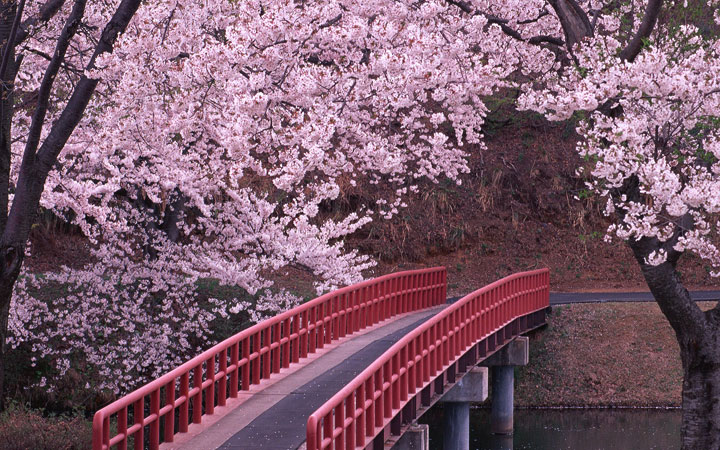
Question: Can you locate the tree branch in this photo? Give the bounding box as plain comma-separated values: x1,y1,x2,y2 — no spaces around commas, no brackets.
14,0,65,46
5,0,142,245
619,0,663,62
34,0,142,172
0,0,24,84
22,0,87,168
446,0,565,48
546,0,593,50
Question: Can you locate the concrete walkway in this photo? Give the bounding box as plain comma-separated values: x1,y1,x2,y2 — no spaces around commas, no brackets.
163,305,446,450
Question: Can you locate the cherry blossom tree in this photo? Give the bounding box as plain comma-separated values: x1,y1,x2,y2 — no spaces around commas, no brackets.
3,0,720,446
513,1,720,447
3,0,516,404
0,0,144,410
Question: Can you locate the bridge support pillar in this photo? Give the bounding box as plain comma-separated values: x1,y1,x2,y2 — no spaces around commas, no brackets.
391,424,429,450
489,365,514,435
438,367,488,450
443,402,469,450
482,336,529,435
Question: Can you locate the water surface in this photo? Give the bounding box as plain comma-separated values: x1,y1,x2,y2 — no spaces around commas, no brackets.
419,408,681,449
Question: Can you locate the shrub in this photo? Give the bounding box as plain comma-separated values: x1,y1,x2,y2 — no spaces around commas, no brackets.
0,403,91,450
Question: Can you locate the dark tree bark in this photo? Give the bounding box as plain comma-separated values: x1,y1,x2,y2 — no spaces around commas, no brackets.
0,0,143,410
546,0,593,50
628,237,720,450
133,189,187,259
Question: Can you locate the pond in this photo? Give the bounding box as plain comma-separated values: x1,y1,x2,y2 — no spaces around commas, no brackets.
419,408,681,449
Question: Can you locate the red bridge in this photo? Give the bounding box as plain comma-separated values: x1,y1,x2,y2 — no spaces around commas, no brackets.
92,267,550,450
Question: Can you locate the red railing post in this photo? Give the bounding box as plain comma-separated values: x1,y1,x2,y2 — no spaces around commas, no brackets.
323,412,332,449
164,380,175,443
292,314,300,363
283,317,291,368
109,408,124,450
374,372,383,428
308,308,316,353
242,338,251,390
383,362,392,419
179,372,189,432
334,403,345,449
307,415,319,450
364,378,373,439
230,343,239,398
192,365,202,424
272,323,281,374
219,349,227,407
150,388,160,450
332,295,339,340
262,330,272,379
206,357,215,415
133,398,144,450
345,392,356,450
301,311,309,358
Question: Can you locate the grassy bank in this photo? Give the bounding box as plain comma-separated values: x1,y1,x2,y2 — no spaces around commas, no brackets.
513,302,712,408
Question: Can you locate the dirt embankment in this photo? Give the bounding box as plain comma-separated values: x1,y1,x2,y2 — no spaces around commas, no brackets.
511,302,717,408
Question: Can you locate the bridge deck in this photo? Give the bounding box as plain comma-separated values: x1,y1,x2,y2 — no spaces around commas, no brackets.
163,306,447,450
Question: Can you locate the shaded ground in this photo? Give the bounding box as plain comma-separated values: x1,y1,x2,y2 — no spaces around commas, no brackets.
511,302,717,407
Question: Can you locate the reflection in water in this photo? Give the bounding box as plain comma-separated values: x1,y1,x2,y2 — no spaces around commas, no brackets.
420,408,681,450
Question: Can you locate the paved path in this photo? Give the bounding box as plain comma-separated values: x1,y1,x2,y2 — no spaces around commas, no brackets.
550,290,720,304
446,291,720,306
166,306,446,450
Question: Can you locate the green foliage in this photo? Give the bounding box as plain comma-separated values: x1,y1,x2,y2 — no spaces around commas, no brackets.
576,188,592,200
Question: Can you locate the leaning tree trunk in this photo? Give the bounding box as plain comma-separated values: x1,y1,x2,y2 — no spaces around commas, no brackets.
0,278,16,411
678,321,720,449
0,0,143,411
0,0,22,412
681,348,720,449
0,251,23,411
629,237,720,449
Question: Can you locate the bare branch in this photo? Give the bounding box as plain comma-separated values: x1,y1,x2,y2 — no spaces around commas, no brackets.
446,0,565,48
14,0,65,45
619,0,663,62
22,0,87,167
319,13,342,29
0,0,25,85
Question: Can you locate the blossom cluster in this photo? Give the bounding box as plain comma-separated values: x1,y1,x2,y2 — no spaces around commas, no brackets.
8,0,515,393
520,7,720,269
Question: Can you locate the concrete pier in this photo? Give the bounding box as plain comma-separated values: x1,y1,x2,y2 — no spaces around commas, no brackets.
391,424,429,450
490,365,514,435
438,367,488,450
482,336,529,436
443,402,470,450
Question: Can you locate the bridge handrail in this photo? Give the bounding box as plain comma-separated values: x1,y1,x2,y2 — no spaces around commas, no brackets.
306,268,549,450
92,267,447,450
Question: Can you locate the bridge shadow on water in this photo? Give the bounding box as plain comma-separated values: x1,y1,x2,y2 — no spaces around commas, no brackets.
420,407,681,449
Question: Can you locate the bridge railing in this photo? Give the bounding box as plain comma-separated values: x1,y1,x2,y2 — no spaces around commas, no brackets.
306,268,549,450
92,267,446,450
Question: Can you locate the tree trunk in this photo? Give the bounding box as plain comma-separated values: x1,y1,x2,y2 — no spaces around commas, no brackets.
628,236,720,449
0,253,22,411
0,285,12,411
680,341,720,449
0,0,143,411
